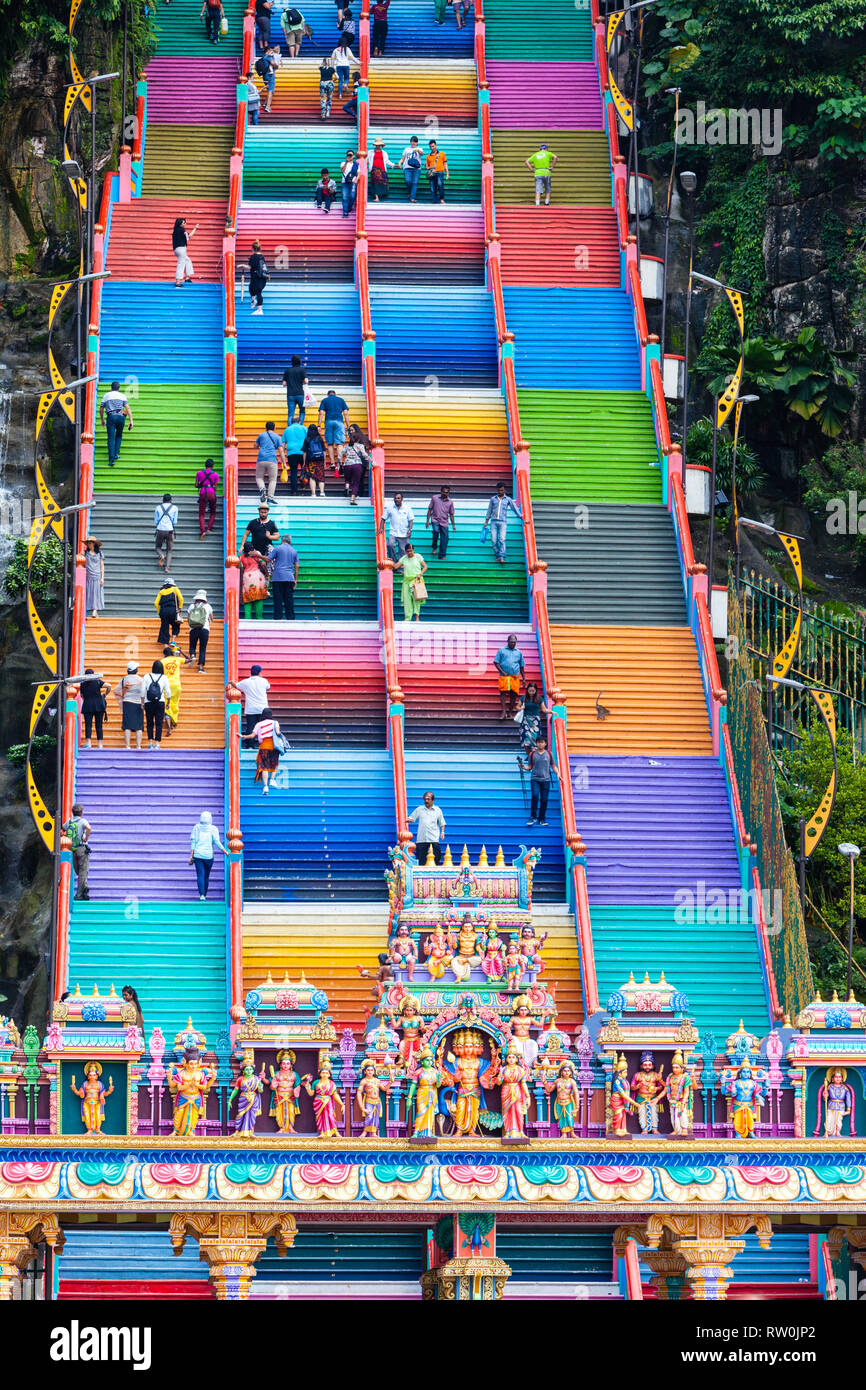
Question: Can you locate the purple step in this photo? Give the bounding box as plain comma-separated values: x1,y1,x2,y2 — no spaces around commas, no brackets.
74,749,226,901
144,58,239,125
571,755,742,906
487,61,604,131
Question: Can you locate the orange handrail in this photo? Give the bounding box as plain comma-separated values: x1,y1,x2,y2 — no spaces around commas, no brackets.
488,249,507,342
596,27,609,103
614,176,627,245
357,249,373,335
670,471,697,573
752,863,784,1019
132,91,145,162
479,98,491,159
481,178,494,240
695,590,725,703
359,0,370,78
649,356,670,453
722,723,749,848
627,260,648,344
475,25,487,89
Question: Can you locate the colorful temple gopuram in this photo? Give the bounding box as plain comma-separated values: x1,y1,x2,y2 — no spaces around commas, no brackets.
6,0,865,1304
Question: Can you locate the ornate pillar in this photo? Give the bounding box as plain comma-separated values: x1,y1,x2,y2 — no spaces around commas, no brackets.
169,1212,297,1301
828,1225,866,1298
642,1247,688,1301
420,1214,511,1301
645,1213,772,1302
0,1213,63,1300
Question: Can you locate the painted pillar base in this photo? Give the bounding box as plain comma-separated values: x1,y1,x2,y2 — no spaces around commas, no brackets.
643,1247,687,1300
169,1211,297,1302
675,1238,746,1300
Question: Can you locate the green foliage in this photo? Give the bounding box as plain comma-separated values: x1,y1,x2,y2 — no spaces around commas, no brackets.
685,417,767,497
703,331,856,438
778,728,866,993
2,535,64,603
802,441,866,561
786,92,866,161
6,735,55,767
0,0,157,100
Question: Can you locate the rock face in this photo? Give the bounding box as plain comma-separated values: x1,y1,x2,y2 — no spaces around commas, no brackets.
764,161,850,348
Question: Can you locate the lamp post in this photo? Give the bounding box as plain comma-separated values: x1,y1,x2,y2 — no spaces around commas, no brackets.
679,170,697,466
838,843,861,999
659,87,681,363
731,393,760,584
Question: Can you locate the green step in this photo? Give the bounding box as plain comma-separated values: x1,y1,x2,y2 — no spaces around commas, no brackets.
483,0,594,60
519,389,662,502
153,0,246,56
591,905,771,1040
68,902,227,1045
94,384,224,495
491,130,610,204
141,125,233,199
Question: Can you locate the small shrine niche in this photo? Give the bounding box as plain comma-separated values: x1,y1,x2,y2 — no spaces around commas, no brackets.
598,973,698,1139
45,984,145,1137
787,991,866,1139
233,972,337,1136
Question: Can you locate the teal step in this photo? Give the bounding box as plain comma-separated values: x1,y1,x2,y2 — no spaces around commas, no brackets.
67,902,227,1046
591,904,770,1040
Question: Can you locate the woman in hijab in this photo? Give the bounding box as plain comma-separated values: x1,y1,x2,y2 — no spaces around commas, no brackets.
172,216,198,285
188,810,228,900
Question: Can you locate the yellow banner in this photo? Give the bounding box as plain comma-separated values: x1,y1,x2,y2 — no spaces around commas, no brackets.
69,0,81,34
28,591,59,676
803,690,837,858
724,285,745,338
607,10,624,52
49,280,73,329
771,609,801,682
28,760,55,851
609,74,634,132
35,389,76,443
30,683,53,738
36,461,64,542
778,533,802,591
716,355,743,430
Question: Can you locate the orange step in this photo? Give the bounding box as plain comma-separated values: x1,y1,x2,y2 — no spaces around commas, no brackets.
82,618,225,749
531,907,585,1032
551,624,712,756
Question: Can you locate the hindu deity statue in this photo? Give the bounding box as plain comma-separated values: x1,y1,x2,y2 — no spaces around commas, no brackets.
70,1061,115,1135
355,1060,391,1138
545,1061,580,1138
168,1046,217,1138
504,938,529,993
663,1051,693,1138
269,1051,302,1134
451,862,481,899
450,913,483,982
230,1057,266,1137
389,995,425,1069
816,1067,856,1139
423,924,453,980
520,924,548,976
609,1053,635,1137
302,1061,345,1138
720,1059,766,1139
630,1052,666,1135
499,1045,532,1141
440,1029,497,1137
480,924,507,984
508,996,540,1068
407,1048,444,1141
388,923,418,979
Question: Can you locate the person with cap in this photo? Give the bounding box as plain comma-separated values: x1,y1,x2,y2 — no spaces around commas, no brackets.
268,534,300,620
155,576,184,646
144,659,172,750
99,380,133,467
154,493,179,572
370,136,394,201
189,810,228,901
114,663,147,751
187,590,214,673
241,501,280,557
525,143,558,207
238,664,271,735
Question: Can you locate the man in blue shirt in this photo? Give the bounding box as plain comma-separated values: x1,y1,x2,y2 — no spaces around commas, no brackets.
484,482,523,564
318,389,350,472
281,419,307,495
494,632,525,720
256,420,285,503
268,534,300,619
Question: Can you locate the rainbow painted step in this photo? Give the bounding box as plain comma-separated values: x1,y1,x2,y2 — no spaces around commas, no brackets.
99,284,223,384
235,499,377,622
145,57,238,124
482,0,593,61
486,61,603,130
516,389,661,504
504,289,642,390
93,383,224,494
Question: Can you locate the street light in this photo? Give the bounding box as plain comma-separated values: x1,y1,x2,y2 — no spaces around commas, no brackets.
838,842,861,999
659,87,681,363
731,394,760,583
679,171,697,467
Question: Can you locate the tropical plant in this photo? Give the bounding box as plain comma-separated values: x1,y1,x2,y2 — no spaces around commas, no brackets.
685,417,767,498
704,332,856,438
802,441,866,562
2,536,64,603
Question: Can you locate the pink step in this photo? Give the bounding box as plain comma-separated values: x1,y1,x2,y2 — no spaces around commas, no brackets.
487,61,603,130
145,57,239,125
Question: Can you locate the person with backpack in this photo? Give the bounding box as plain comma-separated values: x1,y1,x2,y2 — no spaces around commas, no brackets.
338,6,355,42
99,381,133,466
268,535,300,619
187,590,214,673
282,354,308,425
79,669,111,750
63,804,92,900
155,578,184,647
195,459,219,539
281,416,306,495
200,0,225,45
154,493,178,572
319,55,336,119
162,643,186,732
114,662,147,751
255,0,273,52
338,423,372,504
303,423,327,496
242,706,287,795
281,5,305,56
255,420,285,503
144,660,172,749
172,217,198,285
247,238,269,315
258,45,279,113
399,135,423,203
189,810,228,900
341,149,359,217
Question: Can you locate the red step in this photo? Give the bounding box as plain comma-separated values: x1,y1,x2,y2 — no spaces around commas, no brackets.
496,207,620,288
106,198,227,283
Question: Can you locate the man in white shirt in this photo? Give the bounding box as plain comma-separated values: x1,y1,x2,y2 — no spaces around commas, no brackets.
99,380,133,466
408,790,446,865
378,492,414,561
238,663,271,734
154,493,179,572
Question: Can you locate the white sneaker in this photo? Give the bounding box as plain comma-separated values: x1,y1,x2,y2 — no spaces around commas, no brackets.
252,306,264,315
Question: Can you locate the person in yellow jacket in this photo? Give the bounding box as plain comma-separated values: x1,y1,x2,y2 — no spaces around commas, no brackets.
155,578,184,646
161,642,186,732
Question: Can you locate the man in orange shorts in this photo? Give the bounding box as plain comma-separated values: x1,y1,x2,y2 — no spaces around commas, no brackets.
494,632,525,720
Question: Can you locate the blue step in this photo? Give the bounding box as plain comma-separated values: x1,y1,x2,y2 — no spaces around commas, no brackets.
99,283,224,383
371,286,498,386
237,284,361,383
264,2,475,57
504,288,642,390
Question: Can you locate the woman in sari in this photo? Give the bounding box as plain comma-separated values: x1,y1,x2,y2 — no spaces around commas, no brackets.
393,542,428,621
370,136,394,200
241,541,270,619
230,1060,265,1136
242,706,284,795
302,1062,344,1137
499,1046,531,1140
408,1050,442,1139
